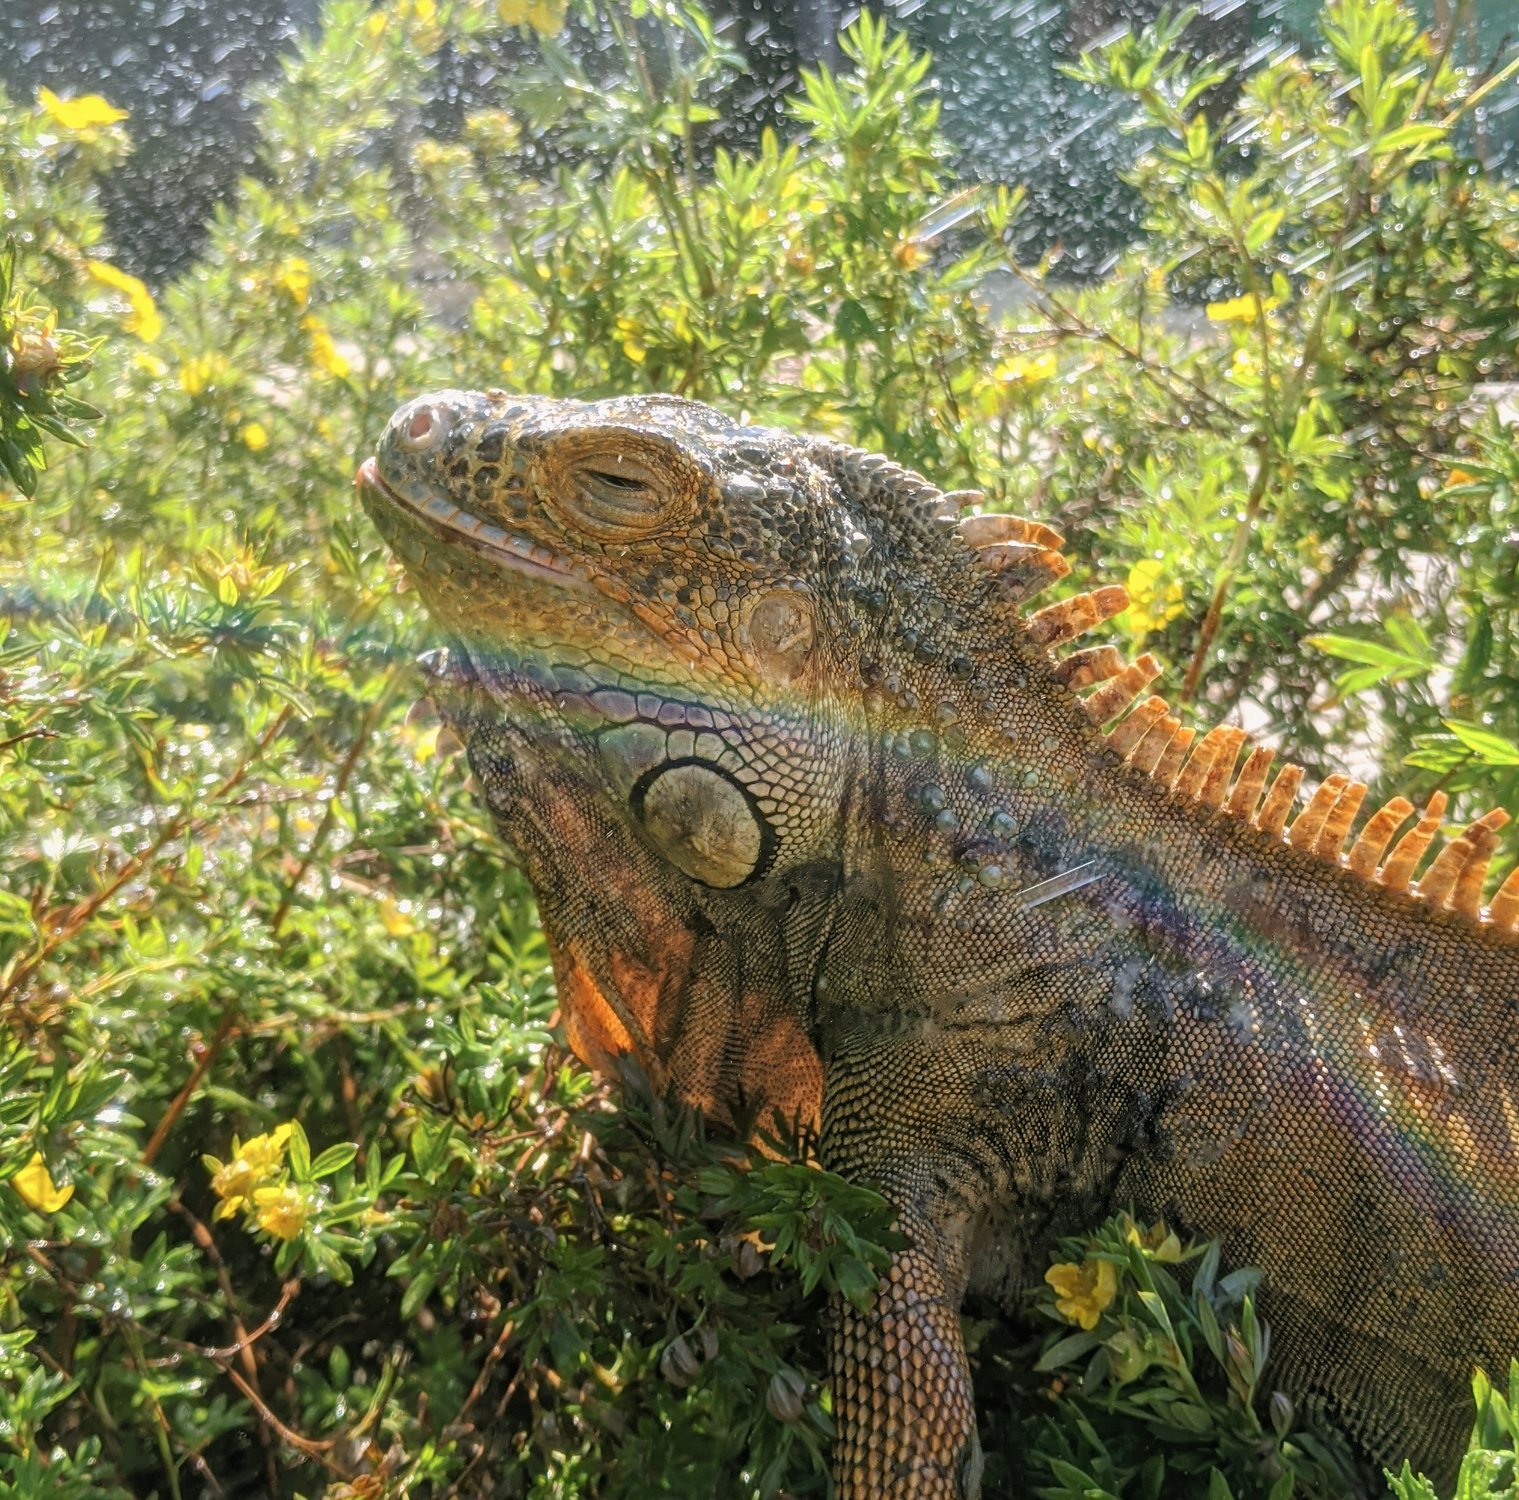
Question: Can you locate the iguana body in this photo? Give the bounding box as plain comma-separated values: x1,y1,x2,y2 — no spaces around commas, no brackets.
359,390,1519,1496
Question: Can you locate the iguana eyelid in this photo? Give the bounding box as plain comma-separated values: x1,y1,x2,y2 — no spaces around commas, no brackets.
541,437,701,540
562,462,672,535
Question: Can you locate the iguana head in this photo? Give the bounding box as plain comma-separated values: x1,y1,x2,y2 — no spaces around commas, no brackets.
358,388,898,1128
360,390,861,873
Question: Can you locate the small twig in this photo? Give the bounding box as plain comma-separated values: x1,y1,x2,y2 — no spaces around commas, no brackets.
221,1365,345,1467
1181,443,1274,703
1006,262,1245,427
1,706,291,1009
142,1002,241,1167
0,725,57,752
456,1313,518,1426
1412,0,1471,119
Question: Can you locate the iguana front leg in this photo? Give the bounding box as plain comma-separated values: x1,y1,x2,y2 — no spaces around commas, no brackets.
822,1029,985,1499
831,1231,982,1498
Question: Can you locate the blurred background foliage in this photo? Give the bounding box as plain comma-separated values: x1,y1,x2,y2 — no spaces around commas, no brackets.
2,0,1518,1495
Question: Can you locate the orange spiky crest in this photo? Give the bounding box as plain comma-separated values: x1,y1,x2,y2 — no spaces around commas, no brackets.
953,506,1519,939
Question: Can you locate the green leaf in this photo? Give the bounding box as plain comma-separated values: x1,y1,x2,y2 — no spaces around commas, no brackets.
1244,206,1284,252
399,1269,435,1321
1137,1290,1177,1342
1373,122,1448,155
287,1119,312,1180
1035,1330,1102,1371
1444,721,1519,767
309,1143,358,1179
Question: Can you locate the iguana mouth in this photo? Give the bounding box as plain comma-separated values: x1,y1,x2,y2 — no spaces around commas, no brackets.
355,456,591,592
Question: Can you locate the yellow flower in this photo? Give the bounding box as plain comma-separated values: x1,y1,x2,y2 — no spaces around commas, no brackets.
272,257,311,307
1123,1216,1185,1263
240,421,269,451
785,241,815,275
254,1183,310,1240
38,87,127,134
1045,1257,1118,1331
1124,557,1186,640
395,0,441,49
206,1123,295,1217
133,351,169,379
1205,291,1280,323
616,316,648,365
993,352,1057,389
893,235,924,270
85,260,162,341
208,1156,258,1219
11,1151,73,1213
500,0,565,31
302,315,351,379
378,895,415,936
463,110,520,154
179,353,232,397
9,326,63,388
240,1124,294,1177
527,0,567,35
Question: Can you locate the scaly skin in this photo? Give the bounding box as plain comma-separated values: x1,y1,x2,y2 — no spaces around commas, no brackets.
359,389,1519,1496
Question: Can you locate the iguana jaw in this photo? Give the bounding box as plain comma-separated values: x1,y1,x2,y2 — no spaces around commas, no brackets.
357,455,594,593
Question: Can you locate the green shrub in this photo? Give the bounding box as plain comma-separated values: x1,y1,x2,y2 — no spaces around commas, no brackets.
1,0,1516,1495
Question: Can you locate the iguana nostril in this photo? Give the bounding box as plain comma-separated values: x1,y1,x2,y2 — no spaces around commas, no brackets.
396,401,448,452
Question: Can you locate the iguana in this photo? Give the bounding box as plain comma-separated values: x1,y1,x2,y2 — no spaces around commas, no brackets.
358,388,1519,1497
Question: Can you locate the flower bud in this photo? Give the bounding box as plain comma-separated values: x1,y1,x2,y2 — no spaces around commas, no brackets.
766,1368,807,1424
660,1335,701,1388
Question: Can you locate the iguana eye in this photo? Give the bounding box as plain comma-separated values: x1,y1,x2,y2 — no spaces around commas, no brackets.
583,467,649,491
537,430,702,540
563,455,667,534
